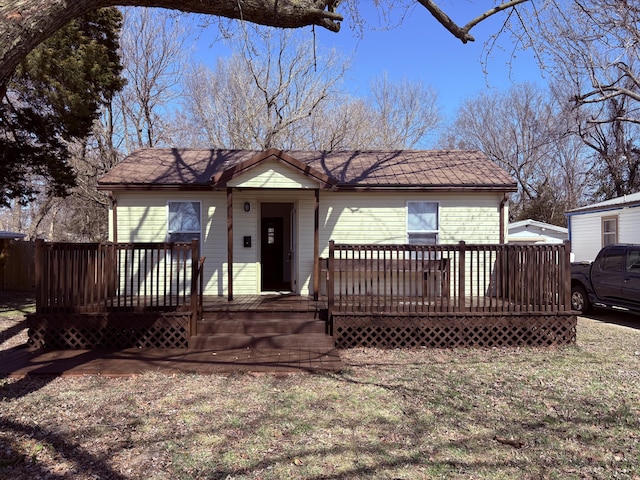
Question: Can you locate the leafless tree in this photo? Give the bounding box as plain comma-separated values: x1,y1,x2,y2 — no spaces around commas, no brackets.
180,26,350,149
303,96,376,150
367,73,440,149
576,95,640,200
180,26,440,150
525,0,640,123
118,7,191,150
440,82,588,225
517,0,640,199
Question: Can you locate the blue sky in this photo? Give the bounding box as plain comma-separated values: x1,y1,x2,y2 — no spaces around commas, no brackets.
313,3,545,117
190,3,546,122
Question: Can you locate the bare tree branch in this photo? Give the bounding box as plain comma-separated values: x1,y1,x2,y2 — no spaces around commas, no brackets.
586,116,640,125
0,0,343,91
463,0,531,33
416,0,530,43
577,87,640,104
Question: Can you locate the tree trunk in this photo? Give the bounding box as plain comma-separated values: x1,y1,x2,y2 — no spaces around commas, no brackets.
0,0,342,91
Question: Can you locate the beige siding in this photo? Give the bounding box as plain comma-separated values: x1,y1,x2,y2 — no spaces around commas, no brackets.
439,195,502,244
111,189,503,297
113,191,229,296
228,159,320,189
319,191,503,256
115,192,172,242
231,191,259,295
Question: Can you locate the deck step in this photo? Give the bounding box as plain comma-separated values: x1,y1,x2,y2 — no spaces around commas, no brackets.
197,319,327,335
202,310,327,321
189,333,335,350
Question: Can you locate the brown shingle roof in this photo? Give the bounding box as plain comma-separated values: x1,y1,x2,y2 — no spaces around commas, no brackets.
98,148,517,192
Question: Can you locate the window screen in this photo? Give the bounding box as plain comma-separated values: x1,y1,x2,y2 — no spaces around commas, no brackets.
602,217,618,246
407,202,438,245
168,201,201,243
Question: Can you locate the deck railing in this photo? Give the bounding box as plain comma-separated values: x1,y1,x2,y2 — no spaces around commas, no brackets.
326,240,571,315
34,240,204,316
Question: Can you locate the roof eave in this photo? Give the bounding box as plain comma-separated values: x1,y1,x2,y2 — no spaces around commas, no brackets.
97,184,213,191
333,184,518,192
99,183,518,193
567,199,640,215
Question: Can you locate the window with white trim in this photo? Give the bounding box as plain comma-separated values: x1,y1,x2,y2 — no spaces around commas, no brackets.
407,201,439,244
602,216,618,247
168,201,201,243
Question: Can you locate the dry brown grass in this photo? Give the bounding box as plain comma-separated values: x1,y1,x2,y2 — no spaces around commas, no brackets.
1,293,639,479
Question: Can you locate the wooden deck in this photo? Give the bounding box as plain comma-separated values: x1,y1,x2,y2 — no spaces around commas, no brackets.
0,346,342,377
28,241,577,351
192,294,331,350
12,294,341,376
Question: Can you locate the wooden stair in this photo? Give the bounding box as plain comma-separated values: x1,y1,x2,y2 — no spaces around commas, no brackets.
189,310,334,351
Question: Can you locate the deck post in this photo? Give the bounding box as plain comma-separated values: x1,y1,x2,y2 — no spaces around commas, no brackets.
190,240,199,337
563,239,571,311
328,240,335,317
313,188,320,301
458,241,466,310
110,194,118,243
34,238,45,313
227,187,233,301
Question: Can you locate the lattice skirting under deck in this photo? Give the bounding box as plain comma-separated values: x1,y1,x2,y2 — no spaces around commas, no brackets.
333,313,577,348
27,313,190,349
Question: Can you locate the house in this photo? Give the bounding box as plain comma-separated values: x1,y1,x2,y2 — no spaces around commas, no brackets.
27,149,577,351
508,219,568,245
567,192,640,262
97,148,517,298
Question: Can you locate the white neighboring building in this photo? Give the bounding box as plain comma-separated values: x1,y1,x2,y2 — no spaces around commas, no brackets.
508,219,568,245
566,192,640,262
0,231,26,240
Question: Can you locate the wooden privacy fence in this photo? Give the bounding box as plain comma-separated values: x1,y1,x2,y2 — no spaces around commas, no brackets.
326,240,572,315
0,239,35,291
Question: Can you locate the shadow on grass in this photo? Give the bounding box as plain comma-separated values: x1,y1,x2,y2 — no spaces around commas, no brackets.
1,350,637,479
582,309,640,330
0,319,27,349
0,418,128,480
0,291,35,315
157,362,639,480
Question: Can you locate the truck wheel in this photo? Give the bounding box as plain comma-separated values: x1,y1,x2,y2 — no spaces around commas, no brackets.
571,285,591,314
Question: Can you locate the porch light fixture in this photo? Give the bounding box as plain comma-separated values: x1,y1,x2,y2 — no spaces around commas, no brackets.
243,202,251,212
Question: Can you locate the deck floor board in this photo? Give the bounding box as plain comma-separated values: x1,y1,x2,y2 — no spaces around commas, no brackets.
0,346,342,377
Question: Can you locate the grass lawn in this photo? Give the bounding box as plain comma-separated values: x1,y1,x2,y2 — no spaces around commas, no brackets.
1,293,639,479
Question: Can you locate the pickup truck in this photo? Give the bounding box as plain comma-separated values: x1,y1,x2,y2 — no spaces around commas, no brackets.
571,244,640,314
